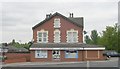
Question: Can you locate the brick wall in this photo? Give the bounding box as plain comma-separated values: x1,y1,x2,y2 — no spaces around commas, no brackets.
30,50,105,62
83,50,106,61
33,16,83,43
4,53,30,63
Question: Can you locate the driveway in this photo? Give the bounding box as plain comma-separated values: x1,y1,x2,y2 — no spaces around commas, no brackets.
1,57,119,67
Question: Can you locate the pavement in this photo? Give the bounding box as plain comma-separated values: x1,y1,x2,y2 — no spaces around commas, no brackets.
1,57,119,67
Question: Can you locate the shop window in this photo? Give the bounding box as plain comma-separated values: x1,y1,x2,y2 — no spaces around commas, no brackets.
35,50,47,58
65,50,78,58
52,50,60,59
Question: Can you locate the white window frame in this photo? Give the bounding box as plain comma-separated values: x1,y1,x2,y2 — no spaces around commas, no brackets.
65,50,78,58
52,50,60,59
54,29,60,43
37,29,48,43
66,29,78,43
54,18,61,28
35,50,48,58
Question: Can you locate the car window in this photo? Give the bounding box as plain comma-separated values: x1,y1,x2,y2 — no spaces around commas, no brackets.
113,52,118,54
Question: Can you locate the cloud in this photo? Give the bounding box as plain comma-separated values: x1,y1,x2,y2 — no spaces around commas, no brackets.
1,2,118,43
0,0,119,2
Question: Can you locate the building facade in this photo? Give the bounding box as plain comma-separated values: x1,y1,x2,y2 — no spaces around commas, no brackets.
30,12,105,62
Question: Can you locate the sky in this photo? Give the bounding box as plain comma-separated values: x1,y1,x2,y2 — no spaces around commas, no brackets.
0,0,119,43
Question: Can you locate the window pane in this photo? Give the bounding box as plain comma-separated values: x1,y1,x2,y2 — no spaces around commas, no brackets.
39,38,42,42
73,32,77,42
43,32,47,37
73,32,77,36
67,31,78,43
54,18,60,27
55,23,60,27
54,18,60,23
38,32,42,37
67,32,72,42
37,50,40,53
55,32,59,36
73,37,77,42
65,50,78,58
52,50,60,59
54,31,60,43
68,32,72,36
43,38,47,42
35,50,47,58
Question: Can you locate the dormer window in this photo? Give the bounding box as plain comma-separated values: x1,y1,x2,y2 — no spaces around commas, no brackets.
54,18,61,28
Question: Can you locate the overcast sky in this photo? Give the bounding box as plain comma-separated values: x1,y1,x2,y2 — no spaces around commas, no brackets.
1,1,119,43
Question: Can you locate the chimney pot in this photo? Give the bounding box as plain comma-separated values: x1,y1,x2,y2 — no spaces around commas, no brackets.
69,13,73,18
71,13,73,17
69,13,71,17
46,13,52,19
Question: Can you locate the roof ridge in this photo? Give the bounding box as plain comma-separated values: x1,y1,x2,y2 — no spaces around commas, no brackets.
32,12,83,29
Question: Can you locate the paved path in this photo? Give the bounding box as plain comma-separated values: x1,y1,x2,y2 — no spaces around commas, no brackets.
1,57,119,67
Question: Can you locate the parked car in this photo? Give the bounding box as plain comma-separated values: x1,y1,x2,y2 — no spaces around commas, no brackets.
103,50,120,58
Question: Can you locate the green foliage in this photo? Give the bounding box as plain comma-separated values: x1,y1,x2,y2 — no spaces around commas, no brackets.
83,31,87,34
84,30,99,45
11,39,15,45
10,40,31,50
118,31,120,53
90,30,98,44
85,35,92,44
99,25,118,52
85,24,119,53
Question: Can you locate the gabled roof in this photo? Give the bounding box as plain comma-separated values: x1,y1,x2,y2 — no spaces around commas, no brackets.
32,12,83,29
2,45,29,53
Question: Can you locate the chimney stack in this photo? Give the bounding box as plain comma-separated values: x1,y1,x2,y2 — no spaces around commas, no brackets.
69,13,73,18
71,13,73,17
69,13,71,17
46,14,49,19
46,13,52,19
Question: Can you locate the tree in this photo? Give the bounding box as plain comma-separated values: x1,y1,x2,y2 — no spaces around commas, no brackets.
8,39,31,50
11,39,16,45
83,31,87,35
90,30,98,44
84,24,120,52
118,30,120,53
85,35,91,44
98,24,119,52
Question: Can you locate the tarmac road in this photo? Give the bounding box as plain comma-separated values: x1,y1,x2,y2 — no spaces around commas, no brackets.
2,57,119,67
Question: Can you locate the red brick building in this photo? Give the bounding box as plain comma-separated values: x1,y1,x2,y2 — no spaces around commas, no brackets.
30,12,105,62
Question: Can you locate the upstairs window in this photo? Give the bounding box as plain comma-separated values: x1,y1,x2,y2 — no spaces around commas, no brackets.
54,18,61,28
54,29,60,43
67,29,78,43
37,29,48,43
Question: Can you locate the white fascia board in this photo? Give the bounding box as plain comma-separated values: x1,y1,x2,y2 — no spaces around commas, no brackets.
30,48,83,50
30,47,105,50
84,47,105,50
